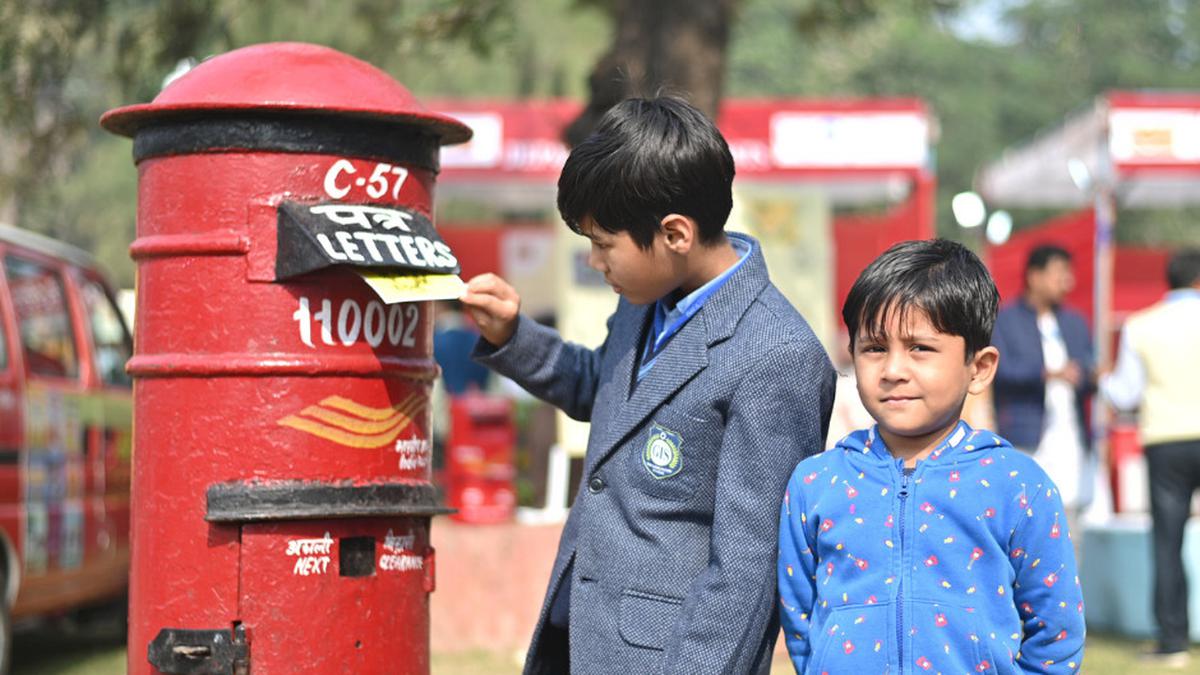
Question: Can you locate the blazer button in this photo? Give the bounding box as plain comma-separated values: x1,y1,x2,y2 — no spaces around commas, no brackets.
588,476,606,493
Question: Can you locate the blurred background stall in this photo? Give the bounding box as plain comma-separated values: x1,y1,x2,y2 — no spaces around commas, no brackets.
4,0,1200,673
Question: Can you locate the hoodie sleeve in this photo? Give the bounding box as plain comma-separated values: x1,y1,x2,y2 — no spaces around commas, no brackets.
779,469,820,674
1009,478,1086,673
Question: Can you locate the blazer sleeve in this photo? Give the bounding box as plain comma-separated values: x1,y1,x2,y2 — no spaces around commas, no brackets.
1009,476,1086,673
992,308,1045,393
662,339,836,674
779,470,820,674
472,312,616,422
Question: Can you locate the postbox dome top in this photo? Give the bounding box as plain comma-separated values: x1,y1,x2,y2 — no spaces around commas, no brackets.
101,42,472,144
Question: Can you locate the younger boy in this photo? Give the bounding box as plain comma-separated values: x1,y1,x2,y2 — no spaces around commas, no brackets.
463,97,835,675
778,240,1085,674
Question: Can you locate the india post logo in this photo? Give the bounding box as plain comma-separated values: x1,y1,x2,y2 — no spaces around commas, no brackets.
277,394,423,449
643,422,683,479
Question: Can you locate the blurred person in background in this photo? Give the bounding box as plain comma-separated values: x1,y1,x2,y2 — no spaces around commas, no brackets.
433,299,492,396
992,245,1095,534
1102,249,1200,668
431,300,492,471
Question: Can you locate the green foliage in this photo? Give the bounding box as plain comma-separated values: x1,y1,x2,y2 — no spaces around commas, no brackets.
790,0,960,34
1112,208,1200,247
0,0,618,285
5,0,1200,287
729,0,1200,244
0,0,107,221
35,135,138,285
1,0,606,285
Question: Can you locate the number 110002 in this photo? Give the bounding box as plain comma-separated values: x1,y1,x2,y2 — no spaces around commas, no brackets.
292,297,420,348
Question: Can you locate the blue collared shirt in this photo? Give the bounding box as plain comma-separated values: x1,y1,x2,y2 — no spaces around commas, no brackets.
636,233,753,382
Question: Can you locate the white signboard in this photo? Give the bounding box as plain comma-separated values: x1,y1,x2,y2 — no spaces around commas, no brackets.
770,112,929,169
1109,109,1200,164
440,112,504,169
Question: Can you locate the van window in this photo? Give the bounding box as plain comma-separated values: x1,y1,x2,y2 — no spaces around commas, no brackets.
80,280,132,387
0,307,7,369
6,255,79,379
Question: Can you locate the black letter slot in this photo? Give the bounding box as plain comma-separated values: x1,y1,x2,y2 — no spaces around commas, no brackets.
339,536,376,577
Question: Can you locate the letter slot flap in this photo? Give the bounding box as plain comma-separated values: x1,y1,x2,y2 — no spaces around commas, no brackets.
275,201,460,280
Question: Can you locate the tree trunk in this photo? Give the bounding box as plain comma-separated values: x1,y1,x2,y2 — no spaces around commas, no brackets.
565,0,738,147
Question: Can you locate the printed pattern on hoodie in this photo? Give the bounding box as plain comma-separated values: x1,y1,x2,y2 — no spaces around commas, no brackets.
778,421,1085,674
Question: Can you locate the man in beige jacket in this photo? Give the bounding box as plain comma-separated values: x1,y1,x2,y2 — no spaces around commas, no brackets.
1102,249,1200,668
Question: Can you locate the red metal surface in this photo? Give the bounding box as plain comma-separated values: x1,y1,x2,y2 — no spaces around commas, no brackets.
239,518,434,670
445,394,516,524
1106,90,1200,110
1107,424,1144,514
438,226,506,282
1109,247,1171,323
105,43,462,675
102,42,470,143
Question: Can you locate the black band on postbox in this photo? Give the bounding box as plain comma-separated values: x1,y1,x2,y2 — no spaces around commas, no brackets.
131,114,441,171
205,480,452,522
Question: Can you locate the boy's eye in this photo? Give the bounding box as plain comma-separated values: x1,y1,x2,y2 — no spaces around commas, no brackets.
911,344,934,352
860,344,885,354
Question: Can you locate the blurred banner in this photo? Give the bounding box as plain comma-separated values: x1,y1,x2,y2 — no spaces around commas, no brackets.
729,187,834,351
556,229,619,459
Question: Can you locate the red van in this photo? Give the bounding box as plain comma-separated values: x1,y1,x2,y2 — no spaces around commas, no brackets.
0,223,132,668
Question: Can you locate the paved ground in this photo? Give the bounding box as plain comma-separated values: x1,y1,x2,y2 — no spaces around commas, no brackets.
9,624,1192,674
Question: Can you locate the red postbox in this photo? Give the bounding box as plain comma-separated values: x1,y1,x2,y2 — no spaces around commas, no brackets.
445,394,517,524
101,43,471,674
1108,422,1144,513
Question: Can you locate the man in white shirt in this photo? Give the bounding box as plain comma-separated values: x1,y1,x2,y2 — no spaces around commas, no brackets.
992,245,1095,527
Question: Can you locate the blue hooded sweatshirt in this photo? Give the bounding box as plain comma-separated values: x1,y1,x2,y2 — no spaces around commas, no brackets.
778,421,1085,674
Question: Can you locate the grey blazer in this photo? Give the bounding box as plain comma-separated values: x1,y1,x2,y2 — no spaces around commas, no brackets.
474,238,835,674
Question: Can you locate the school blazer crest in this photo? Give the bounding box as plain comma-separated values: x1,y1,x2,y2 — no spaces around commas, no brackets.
474,238,836,675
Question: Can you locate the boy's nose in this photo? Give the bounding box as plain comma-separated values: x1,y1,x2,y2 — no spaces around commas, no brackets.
586,247,605,273
881,351,909,380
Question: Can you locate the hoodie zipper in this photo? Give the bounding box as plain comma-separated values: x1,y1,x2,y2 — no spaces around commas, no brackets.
896,464,911,674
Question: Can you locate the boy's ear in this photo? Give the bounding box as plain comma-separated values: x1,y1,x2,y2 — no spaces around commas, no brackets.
967,345,1000,395
660,214,697,254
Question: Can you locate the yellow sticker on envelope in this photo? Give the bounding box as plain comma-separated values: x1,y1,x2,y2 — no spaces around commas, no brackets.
357,271,467,304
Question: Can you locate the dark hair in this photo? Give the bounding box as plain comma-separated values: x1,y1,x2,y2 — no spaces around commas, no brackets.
1025,244,1071,273
557,97,735,249
842,239,999,358
1167,249,1200,289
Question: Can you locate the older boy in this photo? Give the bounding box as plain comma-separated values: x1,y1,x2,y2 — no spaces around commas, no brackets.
779,240,1085,674
463,97,835,675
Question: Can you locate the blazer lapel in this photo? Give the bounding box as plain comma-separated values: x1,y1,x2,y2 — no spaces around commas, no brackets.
584,234,771,473
587,302,651,427
586,312,708,474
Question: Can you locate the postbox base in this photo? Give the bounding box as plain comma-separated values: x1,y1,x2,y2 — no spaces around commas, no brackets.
236,517,434,674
